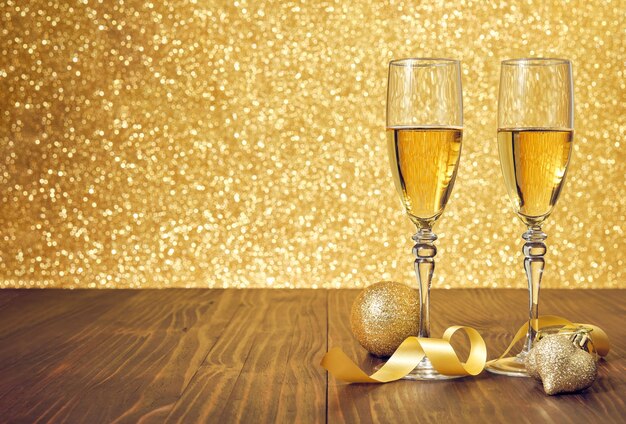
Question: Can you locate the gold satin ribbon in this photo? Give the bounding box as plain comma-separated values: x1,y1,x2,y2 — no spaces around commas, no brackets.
321,315,609,383
321,326,487,383
489,315,610,366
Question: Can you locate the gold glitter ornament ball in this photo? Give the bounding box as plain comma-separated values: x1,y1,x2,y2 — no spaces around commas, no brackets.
525,334,598,395
350,281,420,357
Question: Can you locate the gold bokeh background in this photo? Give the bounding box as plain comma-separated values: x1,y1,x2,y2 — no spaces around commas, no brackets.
1,0,624,289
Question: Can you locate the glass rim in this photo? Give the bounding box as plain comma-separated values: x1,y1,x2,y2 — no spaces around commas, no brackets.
501,57,571,67
537,325,591,335
389,57,460,68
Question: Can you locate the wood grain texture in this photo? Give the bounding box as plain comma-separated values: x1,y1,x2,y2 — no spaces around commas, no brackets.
165,289,327,423
0,289,624,423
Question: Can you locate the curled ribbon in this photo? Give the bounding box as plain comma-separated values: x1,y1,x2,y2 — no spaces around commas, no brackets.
321,326,487,383
321,315,609,383
489,315,610,366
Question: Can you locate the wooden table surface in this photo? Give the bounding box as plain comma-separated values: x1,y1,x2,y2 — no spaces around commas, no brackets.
0,289,624,423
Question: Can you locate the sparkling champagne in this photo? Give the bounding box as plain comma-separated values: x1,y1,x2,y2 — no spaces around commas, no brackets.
387,127,462,227
498,128,573,226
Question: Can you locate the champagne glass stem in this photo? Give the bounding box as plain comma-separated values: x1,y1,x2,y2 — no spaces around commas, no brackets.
521,226,547,354
413,228,437,338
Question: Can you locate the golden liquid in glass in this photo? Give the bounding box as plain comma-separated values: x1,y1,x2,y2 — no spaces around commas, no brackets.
498,128,573,226
387,127,462,227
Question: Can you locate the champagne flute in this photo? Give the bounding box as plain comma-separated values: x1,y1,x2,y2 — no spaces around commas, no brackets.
386,58,463,380
486,58,574,376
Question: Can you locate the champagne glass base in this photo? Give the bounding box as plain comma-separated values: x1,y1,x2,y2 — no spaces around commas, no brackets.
375,356,464,381
485,352,530,377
